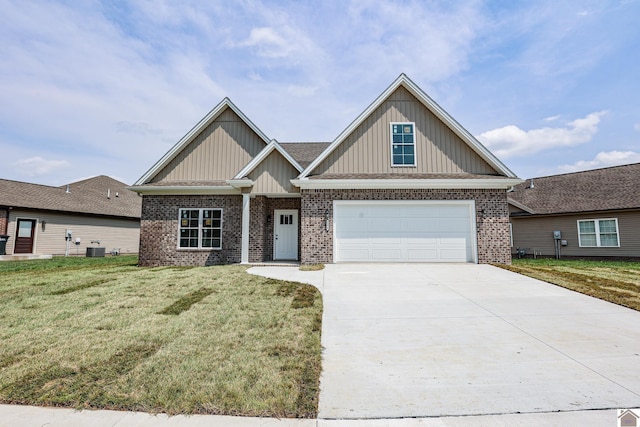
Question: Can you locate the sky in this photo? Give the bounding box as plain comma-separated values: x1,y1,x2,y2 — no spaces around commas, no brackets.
1,0,639,186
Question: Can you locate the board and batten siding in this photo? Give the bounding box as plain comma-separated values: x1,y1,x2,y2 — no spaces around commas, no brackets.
6,210,140,256
152,107,266,182
314,86,498,176
248,150,300,195
511,210,640,258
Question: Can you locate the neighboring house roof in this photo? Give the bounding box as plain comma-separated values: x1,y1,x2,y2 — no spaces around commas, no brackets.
508,163,640,215
0,175,141,218
280,142,331,168
299,73,518,179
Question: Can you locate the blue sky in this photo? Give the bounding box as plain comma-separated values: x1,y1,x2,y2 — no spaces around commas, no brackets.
1,0,639,185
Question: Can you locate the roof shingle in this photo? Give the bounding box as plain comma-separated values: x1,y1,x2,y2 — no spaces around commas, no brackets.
508,163,640,215
0,175,141,218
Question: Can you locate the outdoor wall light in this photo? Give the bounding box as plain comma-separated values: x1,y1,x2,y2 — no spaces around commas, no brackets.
41,220,46,231
324,209,330,232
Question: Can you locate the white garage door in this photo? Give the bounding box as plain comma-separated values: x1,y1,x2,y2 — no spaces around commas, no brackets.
334,201,476,263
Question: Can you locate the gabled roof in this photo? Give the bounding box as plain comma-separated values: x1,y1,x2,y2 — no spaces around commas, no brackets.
134,98,271,185
234,140,304,179
299,73,517,179
508,163,640,215
0,176,141,218
279,142,331,168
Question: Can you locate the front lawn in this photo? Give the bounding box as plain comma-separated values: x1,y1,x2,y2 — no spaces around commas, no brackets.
500,258,640,311
0,256,322,417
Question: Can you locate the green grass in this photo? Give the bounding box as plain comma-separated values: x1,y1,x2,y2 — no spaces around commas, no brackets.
499,258,640,311
0,257,322,417
299,264,325,271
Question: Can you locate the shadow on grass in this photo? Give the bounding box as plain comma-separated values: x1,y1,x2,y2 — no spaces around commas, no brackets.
158,288,214,315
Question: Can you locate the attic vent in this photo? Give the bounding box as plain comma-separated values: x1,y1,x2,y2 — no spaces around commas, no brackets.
65,184,70,193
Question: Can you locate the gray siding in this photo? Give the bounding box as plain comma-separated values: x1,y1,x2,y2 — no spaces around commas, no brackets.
248,150,300,195
314,86,498,176
152,107,266,182
6,210,139,255
511,210,640,258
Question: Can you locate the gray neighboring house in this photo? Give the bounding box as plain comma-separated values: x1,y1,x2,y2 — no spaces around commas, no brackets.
0,175,141,257
130,74,523,267
508,163,640,259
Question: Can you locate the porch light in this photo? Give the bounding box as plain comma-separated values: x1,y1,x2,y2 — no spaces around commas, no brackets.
324,209,330,232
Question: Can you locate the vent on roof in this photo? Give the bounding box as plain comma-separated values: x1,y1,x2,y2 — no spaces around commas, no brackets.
527,179,534,189
65,184,70,193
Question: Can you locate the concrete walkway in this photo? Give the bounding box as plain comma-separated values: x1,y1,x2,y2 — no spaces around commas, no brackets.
250,263,640,420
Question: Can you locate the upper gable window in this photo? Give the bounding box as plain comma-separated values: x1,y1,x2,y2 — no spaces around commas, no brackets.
391,122,416,166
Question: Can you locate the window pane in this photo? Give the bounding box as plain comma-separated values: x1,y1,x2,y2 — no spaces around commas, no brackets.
188,238,198,247
600,234,618,246
403,134,414,143
403,145,414,155
213,229,221,238
202,229,212,238
403,125,413,133
179,238,190,247
212,239,221,248
580,234,597,246
579,221,595,233
393,154,404,165
393,134,402,143
404,155,415,165
599,220,616,233
202,238,212,247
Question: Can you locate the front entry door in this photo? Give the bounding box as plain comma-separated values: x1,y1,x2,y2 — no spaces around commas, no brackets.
274,210,298,260
14,219,36,254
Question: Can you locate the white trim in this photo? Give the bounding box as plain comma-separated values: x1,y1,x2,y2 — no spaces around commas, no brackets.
291,178,524,190
577,218,620,248
332,200,477,263
390,122,416,167
234,139,304,179
177,208,223,250
299,74,518,179
134,98,271,185
226,179,254,188
507,198,536,214
128,185,240,195
241,194,250,263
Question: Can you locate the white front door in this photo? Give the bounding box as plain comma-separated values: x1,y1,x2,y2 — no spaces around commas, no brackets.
274,209,298,260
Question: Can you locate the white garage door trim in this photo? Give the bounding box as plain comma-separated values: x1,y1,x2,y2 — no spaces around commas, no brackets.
333,200,477,263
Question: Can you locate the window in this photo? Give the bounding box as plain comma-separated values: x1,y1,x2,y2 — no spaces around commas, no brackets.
577,218,619,247
391,122,415,166
178,208,222,249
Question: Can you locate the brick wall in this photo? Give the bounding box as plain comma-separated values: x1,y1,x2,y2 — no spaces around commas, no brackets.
139,195,242,266
300,188,511,265
0,208,8,235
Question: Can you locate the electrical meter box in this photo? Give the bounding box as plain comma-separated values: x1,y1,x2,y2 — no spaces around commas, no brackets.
553,230,562,240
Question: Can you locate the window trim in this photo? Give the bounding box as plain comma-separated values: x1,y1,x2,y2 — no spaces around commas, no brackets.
390,122,417,167
177,208,223,250
577,218,620,248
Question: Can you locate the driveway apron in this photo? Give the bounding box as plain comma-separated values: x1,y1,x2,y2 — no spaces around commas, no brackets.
316,263,640,419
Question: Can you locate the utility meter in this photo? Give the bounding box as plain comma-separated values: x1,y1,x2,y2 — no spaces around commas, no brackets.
553,230,562,240
65,229,72,240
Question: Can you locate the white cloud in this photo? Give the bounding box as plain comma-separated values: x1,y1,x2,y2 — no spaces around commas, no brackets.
543,115,560,122
14,157,71,176
558,151,640,173
477,111,607,158
240,27,292,58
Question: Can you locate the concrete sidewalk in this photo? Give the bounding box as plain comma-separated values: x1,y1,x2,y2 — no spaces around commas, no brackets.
250,264,640,421
0,404,622,426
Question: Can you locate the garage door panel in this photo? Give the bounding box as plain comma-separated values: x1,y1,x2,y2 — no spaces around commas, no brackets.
334,202,475,263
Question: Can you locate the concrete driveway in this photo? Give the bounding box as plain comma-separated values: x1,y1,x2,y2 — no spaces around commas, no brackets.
250,263,640,420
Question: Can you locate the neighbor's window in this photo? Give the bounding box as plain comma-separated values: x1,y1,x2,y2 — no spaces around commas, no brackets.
391,122,415,166
577,218,619,247
178,208,222,249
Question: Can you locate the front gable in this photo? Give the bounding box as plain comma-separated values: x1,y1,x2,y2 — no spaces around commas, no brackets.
312,86,498,176
247,149,301,194
151,107,266,183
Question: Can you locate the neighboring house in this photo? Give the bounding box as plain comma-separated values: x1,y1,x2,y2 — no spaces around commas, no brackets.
130,74,522,267
0,176,141,257
508,163,640,259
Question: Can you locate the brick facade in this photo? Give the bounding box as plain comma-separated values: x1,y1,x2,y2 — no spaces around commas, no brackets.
300,188,511,265
0,208,8,235
139,195,242,266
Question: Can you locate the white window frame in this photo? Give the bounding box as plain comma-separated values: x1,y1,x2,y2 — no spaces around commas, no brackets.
390,122,416,167
577,218,620,248
177,208,223,250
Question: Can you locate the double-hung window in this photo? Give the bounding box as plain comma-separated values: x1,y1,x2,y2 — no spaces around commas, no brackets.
577,218,619,247
391,122,416,166
178,208,222,249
